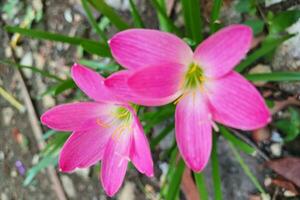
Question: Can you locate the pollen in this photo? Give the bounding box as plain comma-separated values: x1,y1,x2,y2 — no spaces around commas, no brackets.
181,63,206,90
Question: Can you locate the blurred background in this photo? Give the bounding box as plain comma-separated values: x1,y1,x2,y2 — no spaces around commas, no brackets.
1,0,300,199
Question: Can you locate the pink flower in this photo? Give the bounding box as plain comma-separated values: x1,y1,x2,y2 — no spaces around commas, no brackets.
107,25,271,172
41,64,153,196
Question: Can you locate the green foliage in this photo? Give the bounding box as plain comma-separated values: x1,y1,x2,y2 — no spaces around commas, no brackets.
228,142,266,195
268,10,300,35
210,0,223,33
219,126,256,155
0,60,62,81
87,0,130,30
194,172,209,200
81,0,107,41
129,0,145,28
24,133,69,186
275,108,300,142
40,79,76,98
235,0,256,15
211,135,222,200
246,72,300,82
244,19,264,35
180,0,203,43
150,0,181,35
235,34,293,72
5,26,111,57
161,148,185,200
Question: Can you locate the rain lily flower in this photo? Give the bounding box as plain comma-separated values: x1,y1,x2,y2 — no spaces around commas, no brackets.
41,64,153,196
106,25,271,172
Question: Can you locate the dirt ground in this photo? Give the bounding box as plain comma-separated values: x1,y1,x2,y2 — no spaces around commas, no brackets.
1,0,300,200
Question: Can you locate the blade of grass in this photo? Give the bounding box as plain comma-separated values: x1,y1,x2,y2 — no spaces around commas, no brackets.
194,172,209,200
210,0,223,33
80,40,111,57
87,0,130,30
166,158,185,200
219,125,256,155
235,34,293,73
246,72,300,82
0,60,62,81
129,0,145,28
0,86,25,112
81,0,108,41
150,0,181,35
228,141,267,195
5,26,111,57
180,0,203,43
79,59,119,72
211,134,222,200
156,0,172,32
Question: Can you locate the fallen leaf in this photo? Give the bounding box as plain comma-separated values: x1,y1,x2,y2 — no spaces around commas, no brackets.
271,177,299,195
266,157,300,188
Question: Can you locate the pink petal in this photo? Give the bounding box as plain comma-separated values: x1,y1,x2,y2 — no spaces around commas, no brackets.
175,92,212,172
100,128,132,197
109,29,193,69
130,113,154,177
128,63,184,99
207,72,271,130
194,25,252,78
105,70,180,106
59,120,112,172
71,63,117,102
41,102,109,131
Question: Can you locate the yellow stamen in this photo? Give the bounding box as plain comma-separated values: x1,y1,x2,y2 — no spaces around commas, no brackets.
173,93,188,105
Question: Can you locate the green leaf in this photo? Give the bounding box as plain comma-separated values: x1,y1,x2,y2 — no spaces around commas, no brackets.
0,60,62,81
140,104,175,133
5,26,111,57
79,59,119,72
211,135,222,200
150,0,181,35
275,107,300,142
210,0,223,33
269,10,300,35
80,40,111,57
23,155,58,186
166,158,185,200
40,79,76,97
194,172,209,200
81,0,108,41
87,0,130,30
244,19,264,35
235,0,255,14
181,0,203,43
235,34,293,73
41,133,69,157
219,126,256,155
228,142,266,195
246,72,300,82
129,0,145,28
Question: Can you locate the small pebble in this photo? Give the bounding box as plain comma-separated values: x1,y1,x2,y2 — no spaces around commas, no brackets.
0,151,5,161
270,143,282,157
61,175,77,198
64,9,73,23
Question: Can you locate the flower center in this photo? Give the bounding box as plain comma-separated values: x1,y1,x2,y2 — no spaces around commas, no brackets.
114,107,132,122
182,63,205,90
